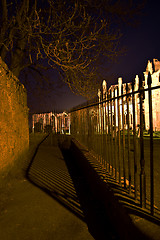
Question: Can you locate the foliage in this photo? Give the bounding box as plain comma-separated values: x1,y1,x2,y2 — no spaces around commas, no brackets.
0,0,145,98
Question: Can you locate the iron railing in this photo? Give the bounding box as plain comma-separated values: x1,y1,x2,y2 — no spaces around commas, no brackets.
70,73,160,218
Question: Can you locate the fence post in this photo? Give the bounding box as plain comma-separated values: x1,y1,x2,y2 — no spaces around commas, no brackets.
148,72,154,215
126,83,131,193
114,88,117,180
122,83,126,188
139,75,146,208
110,88,114,176
107,90,111,173
132,79,137,200
98,89,101,161
103,80,107,169
117,85,121,184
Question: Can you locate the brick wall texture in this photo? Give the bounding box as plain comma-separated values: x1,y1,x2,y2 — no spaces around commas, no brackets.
0,57,29,173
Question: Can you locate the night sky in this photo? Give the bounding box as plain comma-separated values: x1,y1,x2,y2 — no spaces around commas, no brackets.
21,0,160,120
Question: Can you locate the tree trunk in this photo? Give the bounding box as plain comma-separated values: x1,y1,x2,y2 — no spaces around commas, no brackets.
9,37,27,77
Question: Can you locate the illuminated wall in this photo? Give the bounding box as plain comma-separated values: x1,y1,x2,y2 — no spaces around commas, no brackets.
0,57,29,173
144,60,160,131
100,59,160,131
32,111,70,133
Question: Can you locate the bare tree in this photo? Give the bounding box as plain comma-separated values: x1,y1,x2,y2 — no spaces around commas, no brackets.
0,0,145,98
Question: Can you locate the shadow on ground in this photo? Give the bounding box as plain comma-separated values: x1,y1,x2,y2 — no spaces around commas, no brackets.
60,147,120,240
105,178,160,225
25,134,153,240
26,134,84,221
88,162,160,226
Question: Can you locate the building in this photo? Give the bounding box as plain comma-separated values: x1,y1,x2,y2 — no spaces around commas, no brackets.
98,59,160,131
143,59,160,131
32,111,70,134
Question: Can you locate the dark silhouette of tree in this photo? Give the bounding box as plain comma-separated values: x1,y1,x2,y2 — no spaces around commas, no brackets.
34,122,43,132
0,0,145,98
44,124,52,133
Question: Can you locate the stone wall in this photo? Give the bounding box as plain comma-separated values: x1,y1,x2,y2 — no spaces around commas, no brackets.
0,57,29,174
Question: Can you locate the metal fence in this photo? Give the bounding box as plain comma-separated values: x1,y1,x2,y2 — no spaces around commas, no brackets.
70,73,160,219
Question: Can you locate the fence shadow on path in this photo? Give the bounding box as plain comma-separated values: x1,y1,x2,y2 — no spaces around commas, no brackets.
93,166,160,226
60,148,121,240
25,134,84,221
25,134,120,239
58,137,154,240
25,134,153,240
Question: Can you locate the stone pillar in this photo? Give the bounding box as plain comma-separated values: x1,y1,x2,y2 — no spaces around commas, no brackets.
32,114,35,133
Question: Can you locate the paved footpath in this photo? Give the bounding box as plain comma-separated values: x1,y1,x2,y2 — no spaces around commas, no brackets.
0,134,94,240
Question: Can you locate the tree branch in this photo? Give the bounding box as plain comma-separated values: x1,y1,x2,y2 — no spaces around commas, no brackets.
1,0,7,22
